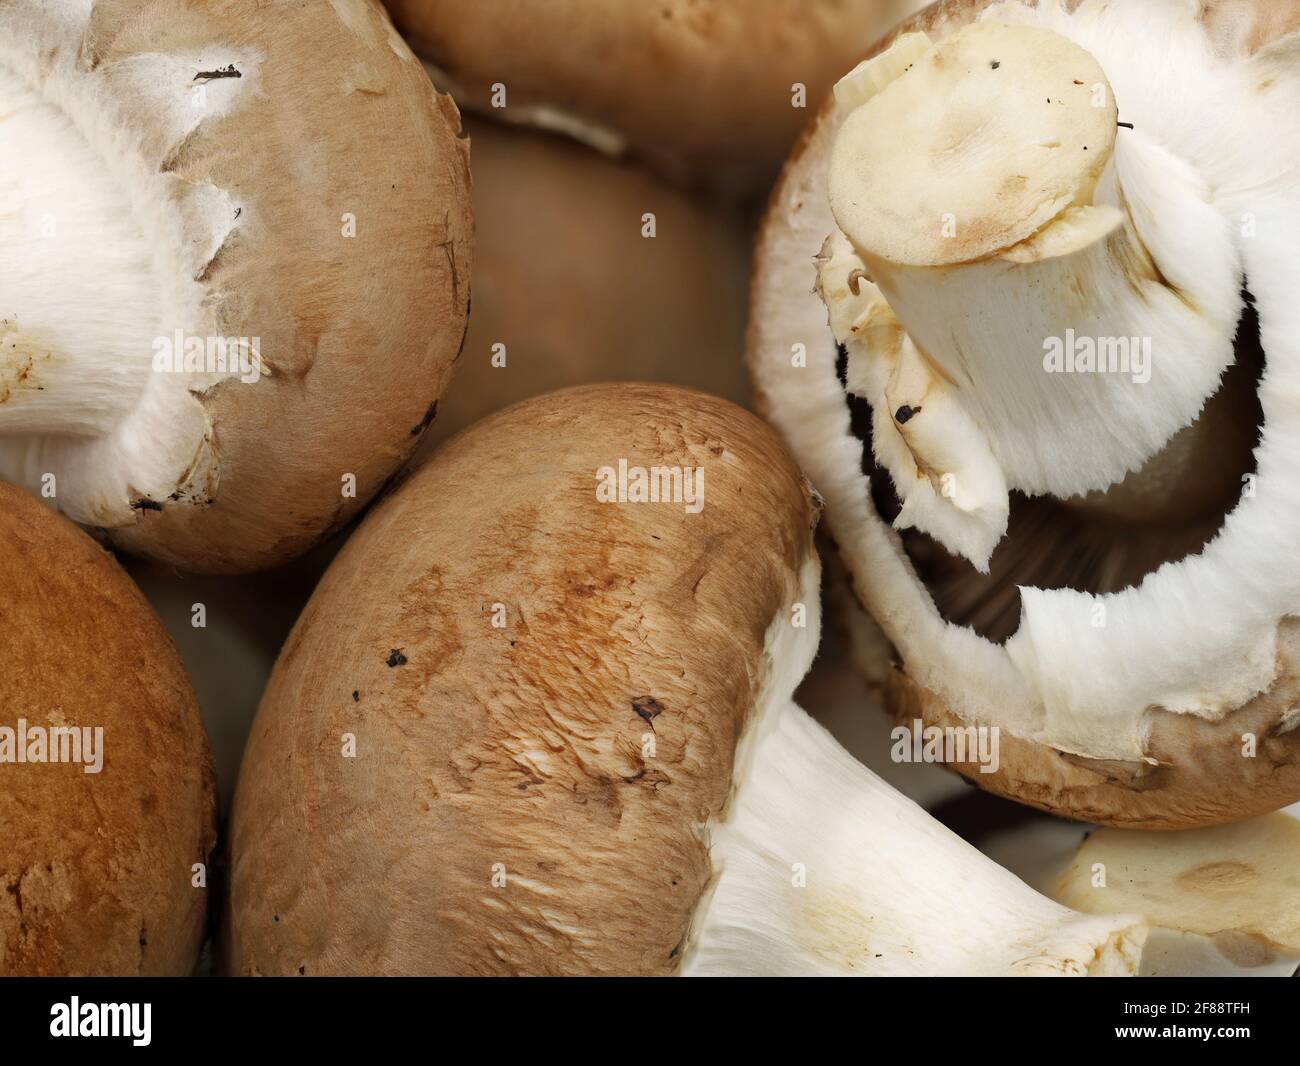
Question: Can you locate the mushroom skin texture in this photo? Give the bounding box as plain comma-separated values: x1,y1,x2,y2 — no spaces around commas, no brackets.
226,383,1144,976
0,0,472,573
386,0,930,191
0,481,217,975
419,113,751,450
749,0,1300,827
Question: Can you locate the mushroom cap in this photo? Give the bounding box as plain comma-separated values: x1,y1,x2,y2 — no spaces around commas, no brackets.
387,0,926,190
226,383,819,975
748,0,1300,827
1054,812,1300,968
887,634,1300,829
0,0,472,573
0,481,216,975
420,114,751,450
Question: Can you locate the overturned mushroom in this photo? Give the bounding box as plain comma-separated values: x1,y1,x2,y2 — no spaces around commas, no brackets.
0,481,216,975
1054,811,1300,977
226,383,1144,976
749,0,1300,827
388,0,929,190
0,0,471,572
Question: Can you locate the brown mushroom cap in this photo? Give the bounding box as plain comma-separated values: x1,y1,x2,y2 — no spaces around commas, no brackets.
226,383,818,975
888,630,1300,830
1,0,472,573
421,115,751,450
748,0,1300,828
388,0,925,190
0,481,216,975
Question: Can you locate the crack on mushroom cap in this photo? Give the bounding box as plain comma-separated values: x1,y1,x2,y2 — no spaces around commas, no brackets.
409,400,439,436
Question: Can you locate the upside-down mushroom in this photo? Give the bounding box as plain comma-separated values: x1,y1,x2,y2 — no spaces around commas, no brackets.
0,481,216,975
226,383,1145,976
387,0,929,190
0,0,471,572
749,0,1300,827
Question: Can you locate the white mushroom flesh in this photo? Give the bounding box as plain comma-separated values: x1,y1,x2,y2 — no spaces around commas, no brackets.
0,4,256,526
682,557,1146,976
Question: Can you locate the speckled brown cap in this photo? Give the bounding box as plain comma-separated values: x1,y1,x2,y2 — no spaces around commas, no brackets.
226,383,819,975
0,481,216,975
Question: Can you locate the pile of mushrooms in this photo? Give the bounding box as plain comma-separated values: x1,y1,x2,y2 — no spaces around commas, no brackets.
4,0,1298,981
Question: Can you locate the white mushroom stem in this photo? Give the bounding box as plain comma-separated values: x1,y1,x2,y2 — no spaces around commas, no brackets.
824,22,1242,565
680,560,1145,976
0,66,158,437
684,700,1145,976
819,231,1009,570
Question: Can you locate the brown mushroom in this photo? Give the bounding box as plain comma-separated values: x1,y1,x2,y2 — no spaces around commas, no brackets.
388,0,930,191
421,113,752,450
0,481,216,975
226,383,1144,976
0,0,471,573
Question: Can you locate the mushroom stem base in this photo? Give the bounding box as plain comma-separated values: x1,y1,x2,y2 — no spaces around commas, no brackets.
682,701,1145,976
